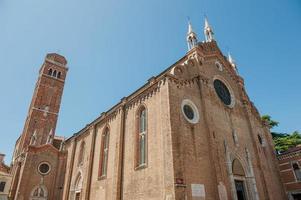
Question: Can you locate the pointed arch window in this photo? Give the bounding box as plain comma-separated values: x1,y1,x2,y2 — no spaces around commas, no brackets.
57,71,61,79
136,106,147,168
48,68,53,76
78,141,85,166
53,70,57,77
99,128,109,178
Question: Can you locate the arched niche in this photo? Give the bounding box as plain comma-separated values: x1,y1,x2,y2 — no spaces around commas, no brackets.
30,185,48,200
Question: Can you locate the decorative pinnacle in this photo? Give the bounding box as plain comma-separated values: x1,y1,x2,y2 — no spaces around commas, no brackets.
186,20,198,51
204,16,214,42
228,52,238,72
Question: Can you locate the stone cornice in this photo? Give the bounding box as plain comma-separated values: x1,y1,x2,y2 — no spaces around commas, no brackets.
64,41,261,146
65,75,170,144
45,58,68,69
27,143,65,155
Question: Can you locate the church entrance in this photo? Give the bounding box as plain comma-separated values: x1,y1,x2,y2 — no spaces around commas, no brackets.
235,180,246,200
232,159,248,200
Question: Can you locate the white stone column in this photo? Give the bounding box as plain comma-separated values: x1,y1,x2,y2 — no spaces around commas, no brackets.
245,148,259,200
224,140,237,200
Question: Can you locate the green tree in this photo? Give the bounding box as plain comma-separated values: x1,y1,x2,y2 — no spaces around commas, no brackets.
273,131,301,152
261,115,279,129
261,115,301,153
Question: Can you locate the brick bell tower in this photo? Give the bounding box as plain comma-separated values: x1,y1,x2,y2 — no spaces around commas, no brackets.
19,53,68,151
9,53,68,200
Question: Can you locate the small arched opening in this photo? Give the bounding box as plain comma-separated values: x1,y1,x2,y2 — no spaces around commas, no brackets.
52,70,57,77
48,68,52,76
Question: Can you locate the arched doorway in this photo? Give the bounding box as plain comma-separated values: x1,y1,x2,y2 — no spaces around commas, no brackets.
232,159,247,200
30,185,48,200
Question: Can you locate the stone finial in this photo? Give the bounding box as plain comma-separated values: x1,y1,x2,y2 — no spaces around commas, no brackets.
228,53,238,73
204,17,214,42
187,21,198,50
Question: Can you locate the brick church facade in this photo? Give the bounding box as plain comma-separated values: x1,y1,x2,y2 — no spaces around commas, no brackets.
8,18,286,200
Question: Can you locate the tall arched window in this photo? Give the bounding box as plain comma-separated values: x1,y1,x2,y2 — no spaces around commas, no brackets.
78,141,85,166
99,128,109,178
48,68,53,76
57,72,61,79
53,70,57,77
136,106,147,168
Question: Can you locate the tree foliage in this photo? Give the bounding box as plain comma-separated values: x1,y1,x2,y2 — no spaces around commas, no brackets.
273,131,301,152
261,115,279,129
261,115,301,153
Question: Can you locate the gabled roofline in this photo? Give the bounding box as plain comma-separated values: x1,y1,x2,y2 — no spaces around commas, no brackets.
64,41,228,143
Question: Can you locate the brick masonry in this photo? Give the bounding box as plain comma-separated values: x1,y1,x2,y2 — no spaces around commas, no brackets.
9,41,286,200
62,41,286,200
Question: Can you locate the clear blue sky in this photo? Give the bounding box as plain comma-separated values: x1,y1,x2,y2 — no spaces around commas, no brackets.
0,0,300,163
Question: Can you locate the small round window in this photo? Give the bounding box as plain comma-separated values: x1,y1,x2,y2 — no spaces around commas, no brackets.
38,162,51,175
181,99,199,124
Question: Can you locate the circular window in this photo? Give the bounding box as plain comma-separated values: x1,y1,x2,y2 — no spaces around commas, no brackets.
38,162,51,175
214,79,232,106
181,99,199,124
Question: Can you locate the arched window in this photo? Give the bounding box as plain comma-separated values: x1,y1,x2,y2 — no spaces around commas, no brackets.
78,141,85,166
257,134,263,145
99,128,109,178
57,72,61,79
53,70,57,77
136,106,147,168
48,68,53,76
257,134,266,147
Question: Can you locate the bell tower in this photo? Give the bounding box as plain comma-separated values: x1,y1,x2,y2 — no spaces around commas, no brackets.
9,53,68,200
18,53,68,151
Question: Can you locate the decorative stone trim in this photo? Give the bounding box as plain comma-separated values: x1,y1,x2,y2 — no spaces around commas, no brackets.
278,151,301,161
181,99,200,124
38,162,51,175
45,58,67,68
213,75,236,108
